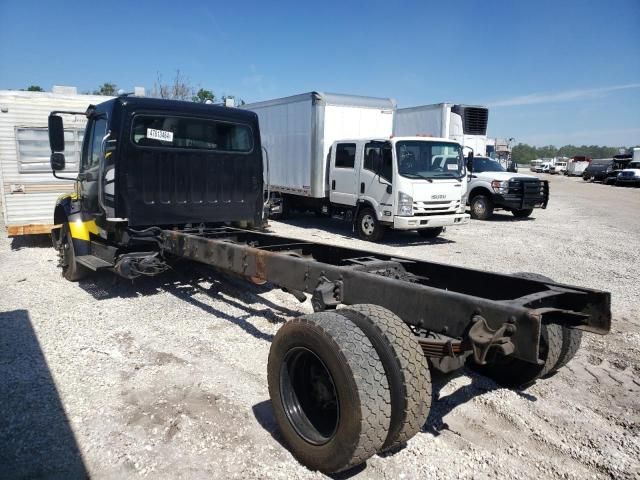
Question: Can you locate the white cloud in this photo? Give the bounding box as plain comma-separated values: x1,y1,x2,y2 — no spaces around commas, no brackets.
487,83,640,107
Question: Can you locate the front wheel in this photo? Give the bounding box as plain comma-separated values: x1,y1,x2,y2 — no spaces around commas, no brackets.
417,227,444,238
470,194,494,220
56,223,89,282
512,209,533,218
356,207,385,242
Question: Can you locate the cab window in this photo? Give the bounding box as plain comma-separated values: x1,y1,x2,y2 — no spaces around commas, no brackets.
132,115,253,153
83,118,107,170
364,142,392,182
335,143,356,168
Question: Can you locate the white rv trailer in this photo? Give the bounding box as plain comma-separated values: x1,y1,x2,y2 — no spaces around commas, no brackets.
0,88,111,236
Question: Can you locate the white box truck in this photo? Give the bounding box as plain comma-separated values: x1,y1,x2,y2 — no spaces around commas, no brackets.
244,92,469,241
394,103,489,157
0,88,112,236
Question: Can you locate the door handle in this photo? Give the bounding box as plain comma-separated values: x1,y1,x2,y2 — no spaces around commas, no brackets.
331,180,336,190
84,172,95,181
360,182,365,194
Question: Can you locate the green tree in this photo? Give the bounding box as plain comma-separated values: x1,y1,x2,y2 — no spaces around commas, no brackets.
26,85,44,92
192,88,215,103
93,82,118,96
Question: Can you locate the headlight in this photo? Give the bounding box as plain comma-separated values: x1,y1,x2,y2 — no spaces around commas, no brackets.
397,191,413,216
491,180,509,194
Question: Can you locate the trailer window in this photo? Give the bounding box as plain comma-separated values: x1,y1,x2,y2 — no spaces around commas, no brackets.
335,143,356,169
16,127,84,173
132,115,252,153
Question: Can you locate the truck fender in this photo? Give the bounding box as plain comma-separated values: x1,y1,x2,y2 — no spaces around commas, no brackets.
53,194,95,255
468,185,492,203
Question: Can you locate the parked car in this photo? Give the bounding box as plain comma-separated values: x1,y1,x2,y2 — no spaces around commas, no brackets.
550,161,567,174
467,156,549,220
617,160,640,186
604,157,632,185
582,159,614,182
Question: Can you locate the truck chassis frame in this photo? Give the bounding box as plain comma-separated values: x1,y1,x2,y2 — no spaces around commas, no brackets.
159,227,610,366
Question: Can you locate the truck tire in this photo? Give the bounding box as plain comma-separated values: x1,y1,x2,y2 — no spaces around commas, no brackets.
267,312,391,474
57,223,89,282
336,305,431,452
469,194,494,220
471,321,563,388
418,227,444,239
512,208,533,218
356,207,385,242
511,271,582,373
555,328,583,370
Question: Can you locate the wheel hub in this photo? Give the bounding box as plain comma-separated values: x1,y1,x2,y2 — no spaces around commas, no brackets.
361,214,375,235
280,347,339,445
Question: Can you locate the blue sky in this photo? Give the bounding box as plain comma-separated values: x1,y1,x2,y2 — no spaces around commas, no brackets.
0,0,638,146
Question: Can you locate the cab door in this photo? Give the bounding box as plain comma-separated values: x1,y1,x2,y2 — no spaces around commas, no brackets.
358,141,394,218
79,115,108,214
329,142,359,206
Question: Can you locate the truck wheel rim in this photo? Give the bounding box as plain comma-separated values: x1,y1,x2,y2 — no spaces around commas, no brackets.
280,347,339,445
361,214,376,236
473,199,486,216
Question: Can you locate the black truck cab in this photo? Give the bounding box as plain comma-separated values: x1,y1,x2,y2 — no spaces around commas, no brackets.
49,96,265,279
51,96,264,229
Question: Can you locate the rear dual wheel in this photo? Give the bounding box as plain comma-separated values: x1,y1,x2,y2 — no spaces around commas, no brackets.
471,272,583,388
268,306,430,473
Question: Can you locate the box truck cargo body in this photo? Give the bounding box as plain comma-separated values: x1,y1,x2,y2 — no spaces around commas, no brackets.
0,89,112,235
245,92,395,198
244,93,469,241
393,103,489,156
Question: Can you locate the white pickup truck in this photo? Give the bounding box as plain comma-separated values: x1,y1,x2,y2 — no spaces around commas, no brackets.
467,156,549,220
617,159,640,186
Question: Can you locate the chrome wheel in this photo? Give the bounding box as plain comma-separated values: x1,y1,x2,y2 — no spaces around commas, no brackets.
473,198,486,216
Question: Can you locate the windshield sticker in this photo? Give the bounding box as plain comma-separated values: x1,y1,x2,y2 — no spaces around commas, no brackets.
147,128,174,142
447,163,459,170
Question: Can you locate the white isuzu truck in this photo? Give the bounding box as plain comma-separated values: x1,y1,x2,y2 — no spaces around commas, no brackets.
244,92,469,241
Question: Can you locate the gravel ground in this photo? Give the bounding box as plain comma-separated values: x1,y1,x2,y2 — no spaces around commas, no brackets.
0,173,638,479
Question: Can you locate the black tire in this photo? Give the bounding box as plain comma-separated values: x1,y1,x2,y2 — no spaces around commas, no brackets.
336,305,431,452
469,194,494,220
417,227,444,239
57,223,89,282
511,271,582,373
512,209,533,218
356,207,385,242
471,321,563,388
267,312,391,474
555,328,583,370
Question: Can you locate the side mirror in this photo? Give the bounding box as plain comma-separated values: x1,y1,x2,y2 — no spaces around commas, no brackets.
466,151,474,173
50,152,66,171
386,184,392,194
48,115,65,152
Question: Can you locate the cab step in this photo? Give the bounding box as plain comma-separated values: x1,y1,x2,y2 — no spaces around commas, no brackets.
76,255,114,271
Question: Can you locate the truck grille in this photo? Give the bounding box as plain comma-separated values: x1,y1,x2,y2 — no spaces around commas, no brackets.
413,200,460,216
505,179,549,208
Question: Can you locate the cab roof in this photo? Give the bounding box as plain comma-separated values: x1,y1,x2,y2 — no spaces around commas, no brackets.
93,96,259,123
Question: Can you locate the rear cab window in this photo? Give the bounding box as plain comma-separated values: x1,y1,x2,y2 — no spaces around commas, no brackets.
131,115,253,153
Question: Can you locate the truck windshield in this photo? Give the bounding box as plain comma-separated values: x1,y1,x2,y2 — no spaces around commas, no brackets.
473,157,506,173
395,141,464,179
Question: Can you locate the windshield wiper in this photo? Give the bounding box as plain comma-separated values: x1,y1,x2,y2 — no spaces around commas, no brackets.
402,173,433,182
